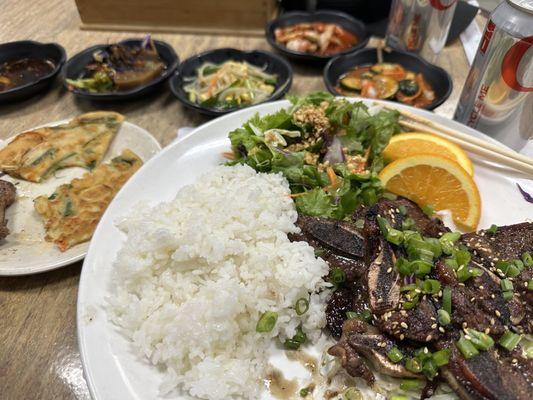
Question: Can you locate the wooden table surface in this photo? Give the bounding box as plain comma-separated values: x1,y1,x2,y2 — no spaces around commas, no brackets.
0,1,474,399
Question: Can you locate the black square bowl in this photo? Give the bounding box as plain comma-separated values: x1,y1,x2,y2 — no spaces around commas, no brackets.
61,38,179,101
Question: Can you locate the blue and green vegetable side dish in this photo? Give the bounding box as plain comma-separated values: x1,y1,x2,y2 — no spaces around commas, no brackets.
227,92,401,219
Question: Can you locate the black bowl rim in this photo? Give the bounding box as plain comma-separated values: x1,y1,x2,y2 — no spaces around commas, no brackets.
0,40,66,97
169,47,294,116
61,38,179,99
265,10,370,61
323,48,453,110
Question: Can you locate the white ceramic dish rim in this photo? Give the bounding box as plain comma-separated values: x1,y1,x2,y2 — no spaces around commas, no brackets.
77,98,529,400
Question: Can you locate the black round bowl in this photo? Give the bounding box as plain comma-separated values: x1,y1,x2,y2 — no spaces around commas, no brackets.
265,10,369,63
323,48,453,110
0,41,66,103
170,48,293,117
62,38,179,101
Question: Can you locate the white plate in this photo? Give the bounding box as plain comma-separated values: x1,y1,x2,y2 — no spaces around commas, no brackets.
77,100,533,400
0,120,161,276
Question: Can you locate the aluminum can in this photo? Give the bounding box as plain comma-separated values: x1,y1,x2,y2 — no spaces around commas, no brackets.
454,0,533,151
385,0,459,62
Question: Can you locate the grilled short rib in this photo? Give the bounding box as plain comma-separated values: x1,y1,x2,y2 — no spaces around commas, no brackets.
290,197,533,400
0,180,16,241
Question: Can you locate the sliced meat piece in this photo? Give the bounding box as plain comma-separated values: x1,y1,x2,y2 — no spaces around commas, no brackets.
450,273,512,338
460,223,533,263
295,215,365,259
326,287,354,338
0,180,16,241
328,319,420,384
367,238,400,315
439,337,533,400
377,298,441,343
328,339,375,385
362,197,448,240
322,250,367,284
461,223,533,333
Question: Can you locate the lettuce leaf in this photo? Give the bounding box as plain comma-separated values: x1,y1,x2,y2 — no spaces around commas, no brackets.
227,92,399,219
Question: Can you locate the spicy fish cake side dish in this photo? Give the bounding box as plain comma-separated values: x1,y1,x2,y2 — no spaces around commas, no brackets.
0,111,124,182
34,149,142,252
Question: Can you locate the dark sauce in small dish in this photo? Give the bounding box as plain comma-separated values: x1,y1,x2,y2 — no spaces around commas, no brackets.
0,58,55,92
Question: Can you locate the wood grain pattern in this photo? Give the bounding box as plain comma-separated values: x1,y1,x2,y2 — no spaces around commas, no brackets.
0,0,474,398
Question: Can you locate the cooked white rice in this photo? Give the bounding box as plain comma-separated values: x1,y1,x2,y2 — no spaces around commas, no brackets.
107,165,332,399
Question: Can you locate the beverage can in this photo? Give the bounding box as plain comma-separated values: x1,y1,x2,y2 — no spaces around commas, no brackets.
385,0,459,63
454,0,533,151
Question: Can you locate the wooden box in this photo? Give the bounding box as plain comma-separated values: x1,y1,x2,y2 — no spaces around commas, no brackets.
74,0,279,36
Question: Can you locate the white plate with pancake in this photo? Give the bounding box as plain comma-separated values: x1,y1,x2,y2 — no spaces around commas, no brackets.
77,99,533,400
0,119,161,276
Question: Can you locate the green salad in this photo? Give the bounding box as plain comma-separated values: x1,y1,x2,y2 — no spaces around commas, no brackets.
228,92,401,219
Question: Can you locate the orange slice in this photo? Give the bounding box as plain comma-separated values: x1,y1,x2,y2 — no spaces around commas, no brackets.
379,154,481,231
383,132,474,176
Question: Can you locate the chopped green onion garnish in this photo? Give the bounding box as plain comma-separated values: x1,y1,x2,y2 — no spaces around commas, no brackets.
442,287,452,314
396,257,413,276
330,268,346,284
425,238,442,258
502,291,514,301
439,232,461,255
499,331,522,351
487,224,498,234
401,217,416,231
422,358,438,379
506,264,521,278
455,249,471,267
501,279,513,292
295,297,309,315
456,335,479,359
422,279,441,294
513,259,524,271
342,387,362,400
496,260,510,275
256,311,278,333
403,299,419,310
437,309,451,326
401,283,418,292
522,252,532,267
355,219,365,229
299,388,309,397
445,258,459,270
466,328,494,351
412,260,433,278
387,346,404,363
399,205,408,216
528,279,533,291
405,357,422,373
422,204,435,216
284,339,302,350
346,309,371,322
400,378,424,391
382,192,398,201
293,326,307,343
414,347,432,362
377,216,404,245
417,248,436,263
457,266,483,282
346,311,358,320
432,349,451,367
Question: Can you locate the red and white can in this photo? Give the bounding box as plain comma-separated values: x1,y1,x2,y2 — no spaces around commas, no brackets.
385,0,459,63
454,0,533,151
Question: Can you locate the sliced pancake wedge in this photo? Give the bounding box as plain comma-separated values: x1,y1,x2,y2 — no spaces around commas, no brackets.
34,149,142,252
0,111,124,182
